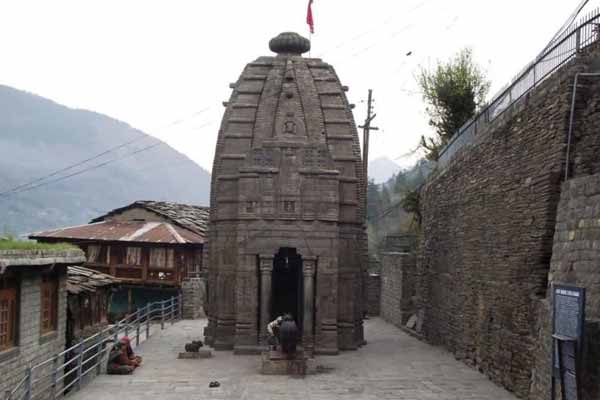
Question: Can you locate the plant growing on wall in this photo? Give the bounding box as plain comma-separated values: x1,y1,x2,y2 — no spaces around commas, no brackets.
417,48,490,161
400,189,421,227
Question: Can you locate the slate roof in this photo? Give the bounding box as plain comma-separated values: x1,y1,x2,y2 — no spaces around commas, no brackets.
30,220,205,244
0,249,85,274
91,201,209,237
67,265,121,294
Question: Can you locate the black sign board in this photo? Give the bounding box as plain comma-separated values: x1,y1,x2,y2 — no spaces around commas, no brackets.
552,285,586,400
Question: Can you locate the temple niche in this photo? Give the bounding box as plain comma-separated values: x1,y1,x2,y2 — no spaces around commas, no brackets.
205,32,367,355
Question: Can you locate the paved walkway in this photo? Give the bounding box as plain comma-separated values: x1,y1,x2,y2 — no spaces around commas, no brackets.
69,318,517,400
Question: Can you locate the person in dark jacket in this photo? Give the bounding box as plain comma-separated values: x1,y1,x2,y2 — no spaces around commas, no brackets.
279,314,299,356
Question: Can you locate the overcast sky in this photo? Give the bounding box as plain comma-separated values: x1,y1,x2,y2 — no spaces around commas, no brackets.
0,0,591,171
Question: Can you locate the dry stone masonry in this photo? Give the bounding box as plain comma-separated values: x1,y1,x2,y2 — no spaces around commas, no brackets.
182,277,207,319
415,43,600,399
530,174,600,400
366,273,381,316
205,32,367,355
380,251,417,329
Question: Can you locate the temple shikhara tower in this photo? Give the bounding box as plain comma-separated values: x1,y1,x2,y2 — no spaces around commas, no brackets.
205,32,367,355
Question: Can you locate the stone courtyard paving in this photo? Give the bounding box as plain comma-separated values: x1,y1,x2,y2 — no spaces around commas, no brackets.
69,318,518,400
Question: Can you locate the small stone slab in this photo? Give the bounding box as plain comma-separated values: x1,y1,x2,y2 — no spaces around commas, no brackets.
260,351,307,376
178,350,212,359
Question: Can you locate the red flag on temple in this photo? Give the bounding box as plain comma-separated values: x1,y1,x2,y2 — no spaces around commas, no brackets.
306,0,314,34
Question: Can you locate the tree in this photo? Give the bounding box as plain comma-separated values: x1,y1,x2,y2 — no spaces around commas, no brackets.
400,189,421,227
417,48,490,161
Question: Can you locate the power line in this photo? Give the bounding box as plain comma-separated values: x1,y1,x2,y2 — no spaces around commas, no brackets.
0,107,215,197
0,142,163,201
0,84,326,200
0,9,459,201
314,0,433,58
0,135,147,196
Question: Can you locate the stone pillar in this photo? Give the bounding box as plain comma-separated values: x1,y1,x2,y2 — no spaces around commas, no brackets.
234,255,259,354
302,256,316,354
259,255,274,346
315,255,339,355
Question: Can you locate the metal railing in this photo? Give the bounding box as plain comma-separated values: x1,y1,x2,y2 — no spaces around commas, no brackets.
4,295,182,400
438,7,600,167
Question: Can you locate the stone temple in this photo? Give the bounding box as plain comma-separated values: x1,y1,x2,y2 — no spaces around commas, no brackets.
205,32,367,355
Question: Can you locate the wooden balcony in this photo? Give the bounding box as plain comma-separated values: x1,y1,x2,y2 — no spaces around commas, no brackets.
85,262,180,286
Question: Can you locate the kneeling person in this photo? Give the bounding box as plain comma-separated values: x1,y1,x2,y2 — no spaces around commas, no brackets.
107,336,142,375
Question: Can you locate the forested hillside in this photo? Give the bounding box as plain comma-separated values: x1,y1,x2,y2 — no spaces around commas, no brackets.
367,158,433,254
0,85,211,235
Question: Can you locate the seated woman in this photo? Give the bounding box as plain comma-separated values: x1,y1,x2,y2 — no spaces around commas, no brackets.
107,336,142,375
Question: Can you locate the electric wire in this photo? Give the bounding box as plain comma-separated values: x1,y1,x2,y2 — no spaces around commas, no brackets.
0,142,163,201
0,107,216,198
1,5,461,200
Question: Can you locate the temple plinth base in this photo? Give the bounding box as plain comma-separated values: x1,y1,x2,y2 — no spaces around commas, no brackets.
260,351,308,376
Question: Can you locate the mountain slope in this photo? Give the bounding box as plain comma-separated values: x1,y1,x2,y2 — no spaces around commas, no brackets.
368,156,402,183
0,85,211,235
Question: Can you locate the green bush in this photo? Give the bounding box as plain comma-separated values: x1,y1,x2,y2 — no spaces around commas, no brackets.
0,235,76,251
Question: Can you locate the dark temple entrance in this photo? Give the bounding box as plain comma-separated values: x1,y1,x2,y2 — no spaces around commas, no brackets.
271,247,304,333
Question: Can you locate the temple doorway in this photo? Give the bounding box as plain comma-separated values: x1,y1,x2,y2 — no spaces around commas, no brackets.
271,247,304,333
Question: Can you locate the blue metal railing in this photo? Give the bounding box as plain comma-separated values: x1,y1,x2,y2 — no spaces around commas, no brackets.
438,8,600,167
4,295,182,400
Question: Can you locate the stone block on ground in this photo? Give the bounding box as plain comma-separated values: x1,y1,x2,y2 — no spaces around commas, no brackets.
178,349,212,359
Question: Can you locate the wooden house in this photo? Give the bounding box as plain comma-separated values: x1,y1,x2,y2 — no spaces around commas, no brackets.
66,265,121,345
30,201,209,316
30,201,209,286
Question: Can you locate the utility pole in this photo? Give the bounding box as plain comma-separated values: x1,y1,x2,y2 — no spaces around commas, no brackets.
359,89,378,213
359,89,378,325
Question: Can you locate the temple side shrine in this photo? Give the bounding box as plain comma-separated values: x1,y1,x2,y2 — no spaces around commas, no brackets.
205,32,367,355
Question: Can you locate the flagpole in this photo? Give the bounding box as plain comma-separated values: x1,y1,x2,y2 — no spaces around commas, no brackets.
307,0,314,57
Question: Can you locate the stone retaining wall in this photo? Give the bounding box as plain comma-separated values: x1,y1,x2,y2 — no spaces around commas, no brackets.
366,274,380,316
530,174,600,400
380,251,416,329
416,44,600,398
182,277,206,319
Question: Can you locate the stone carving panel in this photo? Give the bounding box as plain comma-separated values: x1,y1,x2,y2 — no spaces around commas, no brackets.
302,145,335,170
249,148,275,168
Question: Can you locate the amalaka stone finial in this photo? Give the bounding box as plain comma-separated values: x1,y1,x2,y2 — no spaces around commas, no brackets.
269,32,311,56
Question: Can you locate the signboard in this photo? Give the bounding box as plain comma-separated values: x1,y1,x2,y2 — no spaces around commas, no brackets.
551,285,586,400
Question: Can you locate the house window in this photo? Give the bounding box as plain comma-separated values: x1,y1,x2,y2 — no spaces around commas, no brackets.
149,248,175,269
166,249,175,269
109,246,125,265
126,247,142,265
149,248,166,267
0,277,18,351
87,244,107,264
40,274,58,335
